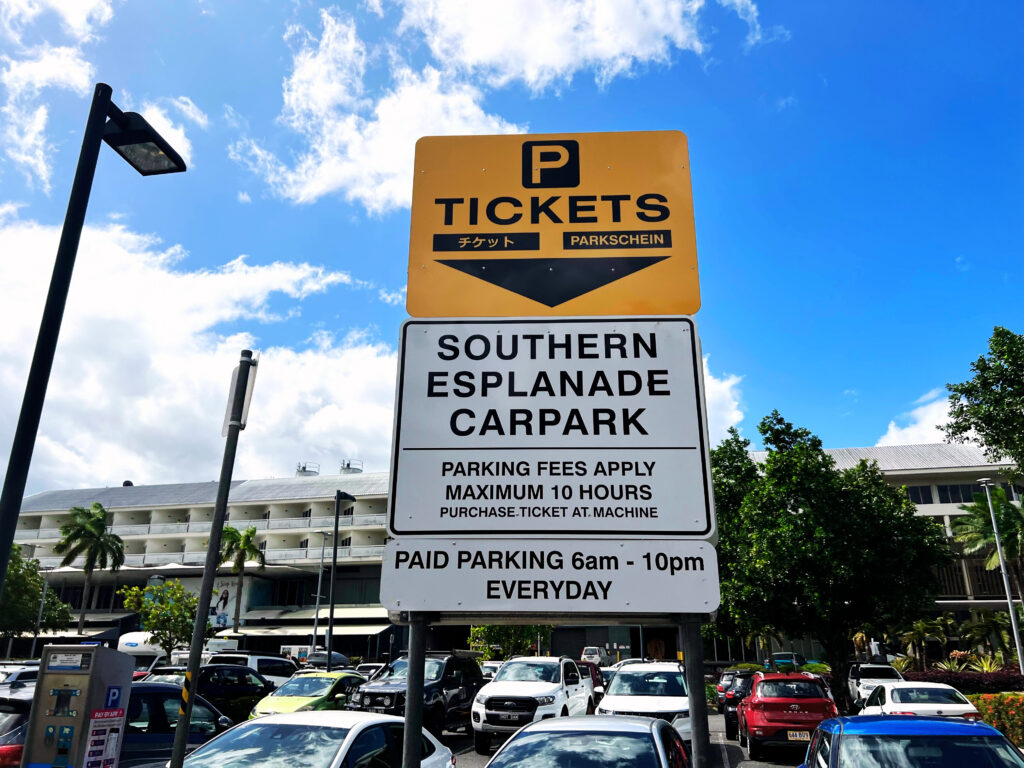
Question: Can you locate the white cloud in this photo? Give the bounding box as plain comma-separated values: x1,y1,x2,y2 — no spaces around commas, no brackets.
0,215,399,494
774,94,796,111
141,102,194,167
378,286,406,305
237,191,251,204
231,9,523,212
0,0,113,43
169,96,209,129
703,356,744,444
876,390,950,446
397,0,706,91
1,44,94,190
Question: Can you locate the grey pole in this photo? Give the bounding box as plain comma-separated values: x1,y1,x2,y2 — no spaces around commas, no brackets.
680,621,710,768
169,350,254,768
979,478,1024,675
402,614,427,768
0,84,113,600
326,491,355,671
30,571,49,658
310,532,328,651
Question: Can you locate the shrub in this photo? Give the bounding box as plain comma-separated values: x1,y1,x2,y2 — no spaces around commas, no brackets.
904,669,1024,694
969,694,1024,746
802,662,831,674
733,663,764,671
705,682,717,706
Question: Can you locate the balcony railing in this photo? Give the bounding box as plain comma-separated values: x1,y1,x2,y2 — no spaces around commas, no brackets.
263,545,385,562
144,552,185,565
13,529,39,540
110,524,150,535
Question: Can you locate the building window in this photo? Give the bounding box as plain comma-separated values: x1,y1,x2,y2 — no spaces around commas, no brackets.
937,484,982,504
262,510,271,519
302,508,312,518
299,538,308,549
258,540,267,552
906,485,934,504
1001,483,1024,502
340,537,352,547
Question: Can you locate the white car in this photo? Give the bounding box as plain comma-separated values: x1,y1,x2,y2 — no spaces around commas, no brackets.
859,681,980,719
596,662,691,742
848,663,904,703
581,646,610,666
472,656,593,754
181,710,453,768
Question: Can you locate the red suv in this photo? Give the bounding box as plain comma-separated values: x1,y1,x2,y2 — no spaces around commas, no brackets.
737,672,837,760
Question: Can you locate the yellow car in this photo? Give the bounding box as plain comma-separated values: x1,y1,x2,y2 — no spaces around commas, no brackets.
250,670,364,718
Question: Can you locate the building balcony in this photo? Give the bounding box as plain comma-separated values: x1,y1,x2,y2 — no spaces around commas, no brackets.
263,545,385,563
13,529,39,541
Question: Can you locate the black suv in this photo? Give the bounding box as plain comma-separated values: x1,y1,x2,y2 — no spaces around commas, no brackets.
349,651,484,736
723,671,756,741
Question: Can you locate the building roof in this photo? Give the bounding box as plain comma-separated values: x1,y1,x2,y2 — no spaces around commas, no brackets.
749,443,1008,472
21,472,388,513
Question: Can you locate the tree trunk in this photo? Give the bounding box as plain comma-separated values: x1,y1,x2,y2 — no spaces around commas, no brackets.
233,566,244,632
78,571,92,636
820,634,854,713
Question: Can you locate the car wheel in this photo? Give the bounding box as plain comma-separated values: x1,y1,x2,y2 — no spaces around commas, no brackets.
725,721,737,741
586,698,595,715
426,707,445,737
473,729,490,755
747,736,763,761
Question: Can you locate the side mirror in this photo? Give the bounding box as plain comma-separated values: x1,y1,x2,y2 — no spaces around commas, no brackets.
216,716,233,731
566,673,580,685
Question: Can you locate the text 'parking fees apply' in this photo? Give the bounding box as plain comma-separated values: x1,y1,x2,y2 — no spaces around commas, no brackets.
388,318,714,538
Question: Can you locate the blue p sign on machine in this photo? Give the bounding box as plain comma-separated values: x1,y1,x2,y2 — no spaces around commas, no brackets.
105,686,122,708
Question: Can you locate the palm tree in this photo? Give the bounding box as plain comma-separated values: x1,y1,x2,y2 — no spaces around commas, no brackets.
901,619,945,671
952,487,1024,600
962,611,1012,655
53,503,125,635
219,526,266,632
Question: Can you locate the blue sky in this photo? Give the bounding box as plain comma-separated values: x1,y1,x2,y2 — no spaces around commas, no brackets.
1,0,1021,493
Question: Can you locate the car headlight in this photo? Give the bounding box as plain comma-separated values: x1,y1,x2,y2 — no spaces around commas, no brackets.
596,707,610,715
475,694,488,705
535,696,556,705
351,693,362,703
383,696,392,706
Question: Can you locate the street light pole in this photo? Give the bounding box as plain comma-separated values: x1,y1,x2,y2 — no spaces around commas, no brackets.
0,83,185,600
310,531,329,651
979,477,1024,675
325,491,356,671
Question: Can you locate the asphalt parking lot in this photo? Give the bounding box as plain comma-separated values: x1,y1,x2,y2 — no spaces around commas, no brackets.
443,713,810,768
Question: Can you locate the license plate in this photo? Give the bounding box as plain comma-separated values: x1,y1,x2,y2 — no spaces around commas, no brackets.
787,731,810,742
369,707,387,713
499,713,519,720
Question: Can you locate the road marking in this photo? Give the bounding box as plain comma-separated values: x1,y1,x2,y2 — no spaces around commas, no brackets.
709,729,732,767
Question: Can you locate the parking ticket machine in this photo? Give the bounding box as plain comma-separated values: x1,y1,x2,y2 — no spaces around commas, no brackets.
22,645,134,768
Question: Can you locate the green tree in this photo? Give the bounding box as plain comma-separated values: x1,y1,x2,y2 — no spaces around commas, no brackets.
219,526,266,632
952,487,1024,600
53,503,125,635
945,326,1024,475
721,411,950,711
0,545,73,644
962,611,1012,656
900,618,945,671
469,625,553,660
119,579,207,658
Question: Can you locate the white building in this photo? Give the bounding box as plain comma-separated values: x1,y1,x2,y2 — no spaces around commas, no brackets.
14,444,1023,660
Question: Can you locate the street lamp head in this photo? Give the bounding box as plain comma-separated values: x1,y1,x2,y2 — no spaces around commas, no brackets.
978,477,993,486
337,492,356,503
102,111,186,175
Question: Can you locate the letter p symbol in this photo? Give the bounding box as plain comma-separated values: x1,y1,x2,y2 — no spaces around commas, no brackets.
522,140,579,188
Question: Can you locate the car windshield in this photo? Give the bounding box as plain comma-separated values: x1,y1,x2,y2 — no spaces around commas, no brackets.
606,670,686,697
890,687,970,705
147,674,186,684
838,734,1024,767
0,711,25,737
488,730,660,768
583,648,599,655
493,661,560,684
378,659,444,682
757,680,824,699
183,722,350,768
859,667,902,679
271,676,336,697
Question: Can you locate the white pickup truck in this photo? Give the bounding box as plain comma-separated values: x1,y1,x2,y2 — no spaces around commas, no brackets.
471,656,594,754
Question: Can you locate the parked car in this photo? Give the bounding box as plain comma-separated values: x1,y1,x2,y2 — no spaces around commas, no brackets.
771,651,807,669
0,693,31,768
596,662,690,743
350,650,484,738
738,671,838,760
209,652,299,686
576,660,605,701
481,661,503,680
303,650,352,669
484,715,690,768
723,671,756,740
0,666,37,686
799,715,1024,767
191,664,276,723
143,665,186,685
715,667,740,713
857,681,980,719
354,663,383,679
472,656,593,754
250,670,364,718
581,646,611,666
181,711,453,768
848,662,904,703
121,682,232,767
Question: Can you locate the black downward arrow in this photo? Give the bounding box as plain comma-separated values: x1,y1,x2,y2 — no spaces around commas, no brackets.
436,256,669,307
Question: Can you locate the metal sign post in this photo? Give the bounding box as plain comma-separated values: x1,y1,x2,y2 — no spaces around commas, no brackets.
401,614,427,768
169,350,256,768
680,621,710,767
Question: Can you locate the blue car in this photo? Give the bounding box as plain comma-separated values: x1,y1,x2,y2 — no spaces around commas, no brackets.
799,715,1024,767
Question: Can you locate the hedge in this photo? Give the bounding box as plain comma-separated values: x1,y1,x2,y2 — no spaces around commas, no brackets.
903,669,1024,694
969,694,1024,747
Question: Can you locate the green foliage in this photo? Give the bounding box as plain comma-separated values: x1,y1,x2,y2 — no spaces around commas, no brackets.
732,663,765,671
0,545,72,641
802,662,831,674
890,655,915,673
962,611,1014,656
468,625,553,660
719,411,951,710
53,503,125,635
119,579,207,657
219,526,266,632
902,618,947,671
933,658,967,672
969,655,1004,673
945,326,1024,474
968,694,1024,746
704,682,717,706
